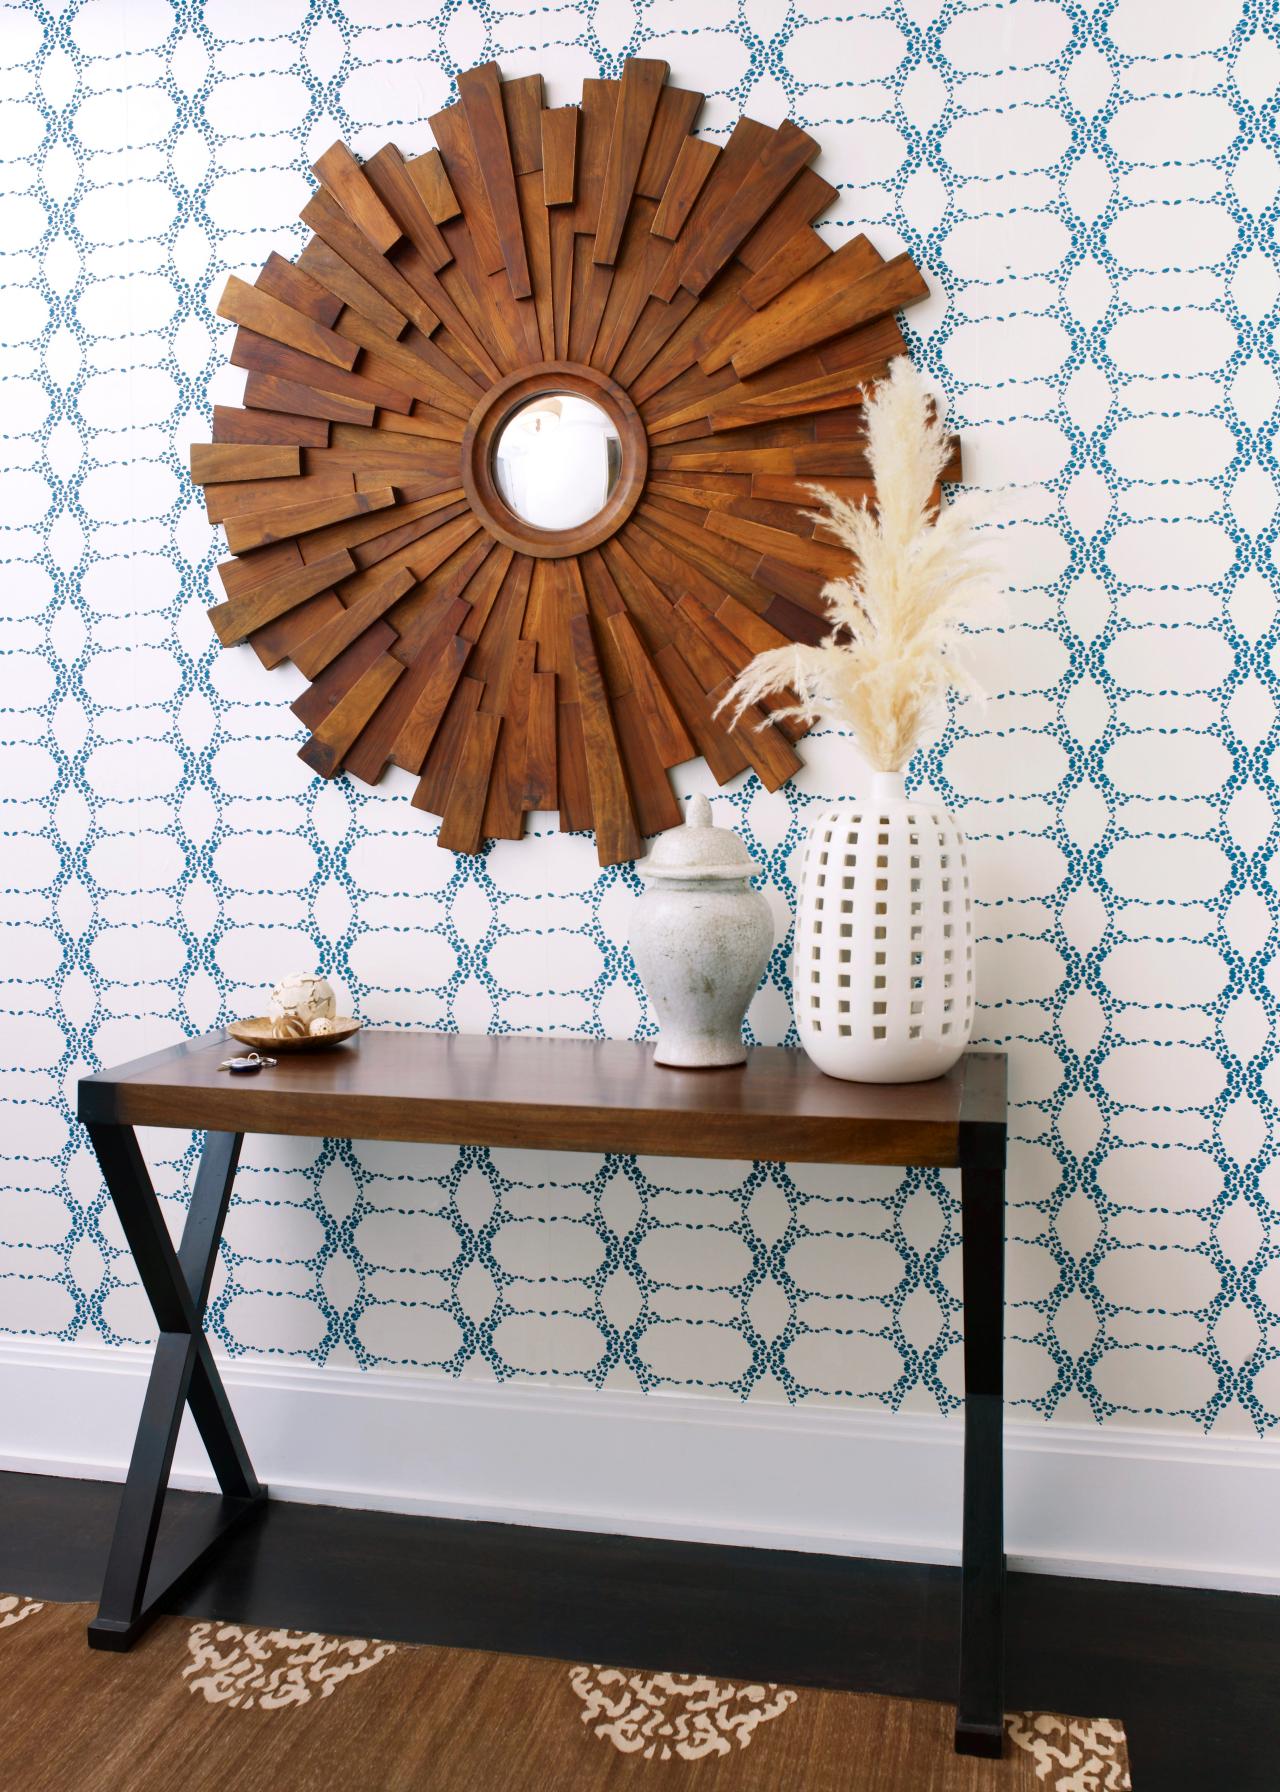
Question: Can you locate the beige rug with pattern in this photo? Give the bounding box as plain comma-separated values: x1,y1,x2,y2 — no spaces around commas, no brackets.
1,1593,1130,1790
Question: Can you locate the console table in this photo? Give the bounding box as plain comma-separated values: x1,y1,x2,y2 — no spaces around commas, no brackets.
78,1032,1007,1757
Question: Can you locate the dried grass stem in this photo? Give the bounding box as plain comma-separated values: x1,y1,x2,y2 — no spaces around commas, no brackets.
716,359,999,772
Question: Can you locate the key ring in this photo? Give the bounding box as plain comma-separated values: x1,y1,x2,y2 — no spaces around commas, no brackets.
217,1051,278,1074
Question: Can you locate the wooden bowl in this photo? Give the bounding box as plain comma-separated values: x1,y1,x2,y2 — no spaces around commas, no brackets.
227,1017,362,1053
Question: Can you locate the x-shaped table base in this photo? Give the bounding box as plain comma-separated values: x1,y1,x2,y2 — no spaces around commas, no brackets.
85,1123,267,1650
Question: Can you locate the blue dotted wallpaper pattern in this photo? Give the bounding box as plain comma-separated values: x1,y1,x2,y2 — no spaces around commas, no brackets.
1,0,1278,1437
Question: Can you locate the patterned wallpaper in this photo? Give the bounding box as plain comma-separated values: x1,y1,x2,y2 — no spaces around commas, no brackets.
1,0,1277,1439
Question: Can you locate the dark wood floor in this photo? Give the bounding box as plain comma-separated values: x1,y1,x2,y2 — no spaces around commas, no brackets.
3,1471,1276,1790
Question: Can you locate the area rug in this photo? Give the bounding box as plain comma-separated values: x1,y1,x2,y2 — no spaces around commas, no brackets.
1,1593,1130,1791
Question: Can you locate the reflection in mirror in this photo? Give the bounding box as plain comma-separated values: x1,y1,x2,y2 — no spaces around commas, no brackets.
492,393,623,531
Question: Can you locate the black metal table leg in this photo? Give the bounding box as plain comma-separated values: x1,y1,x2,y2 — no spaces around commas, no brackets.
953,1060,1007,1755
85,1124,267,1650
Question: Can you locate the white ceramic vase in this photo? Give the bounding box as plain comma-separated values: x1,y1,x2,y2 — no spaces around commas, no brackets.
630,794,774,1068
792,770,974,1083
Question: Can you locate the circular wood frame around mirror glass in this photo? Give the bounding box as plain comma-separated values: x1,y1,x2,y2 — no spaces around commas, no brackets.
462,362,647,557
193,55,958,867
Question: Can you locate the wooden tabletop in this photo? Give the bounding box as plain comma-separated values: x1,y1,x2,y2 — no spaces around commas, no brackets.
78,1032,1006,1167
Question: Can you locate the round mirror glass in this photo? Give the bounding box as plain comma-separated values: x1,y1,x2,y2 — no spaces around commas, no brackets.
491,392,623,532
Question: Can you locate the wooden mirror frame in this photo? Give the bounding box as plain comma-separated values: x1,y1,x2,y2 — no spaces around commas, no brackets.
461,362,648,558
192,57,958,867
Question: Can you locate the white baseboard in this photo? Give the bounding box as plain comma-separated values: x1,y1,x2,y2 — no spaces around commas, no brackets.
2,1337,1277,1595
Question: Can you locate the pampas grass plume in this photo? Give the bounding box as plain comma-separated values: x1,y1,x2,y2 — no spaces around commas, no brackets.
717,359,999,772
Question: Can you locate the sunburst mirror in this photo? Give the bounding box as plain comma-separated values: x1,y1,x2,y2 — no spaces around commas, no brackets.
194,57,959,867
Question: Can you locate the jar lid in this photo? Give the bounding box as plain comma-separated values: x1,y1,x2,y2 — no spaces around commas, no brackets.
638,793,756,882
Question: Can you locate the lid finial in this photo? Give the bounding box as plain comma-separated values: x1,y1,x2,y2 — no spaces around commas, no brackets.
687,793,712,828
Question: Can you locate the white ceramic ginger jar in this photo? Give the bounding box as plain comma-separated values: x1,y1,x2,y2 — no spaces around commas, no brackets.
793,770,974,1083
630,794,774,1068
